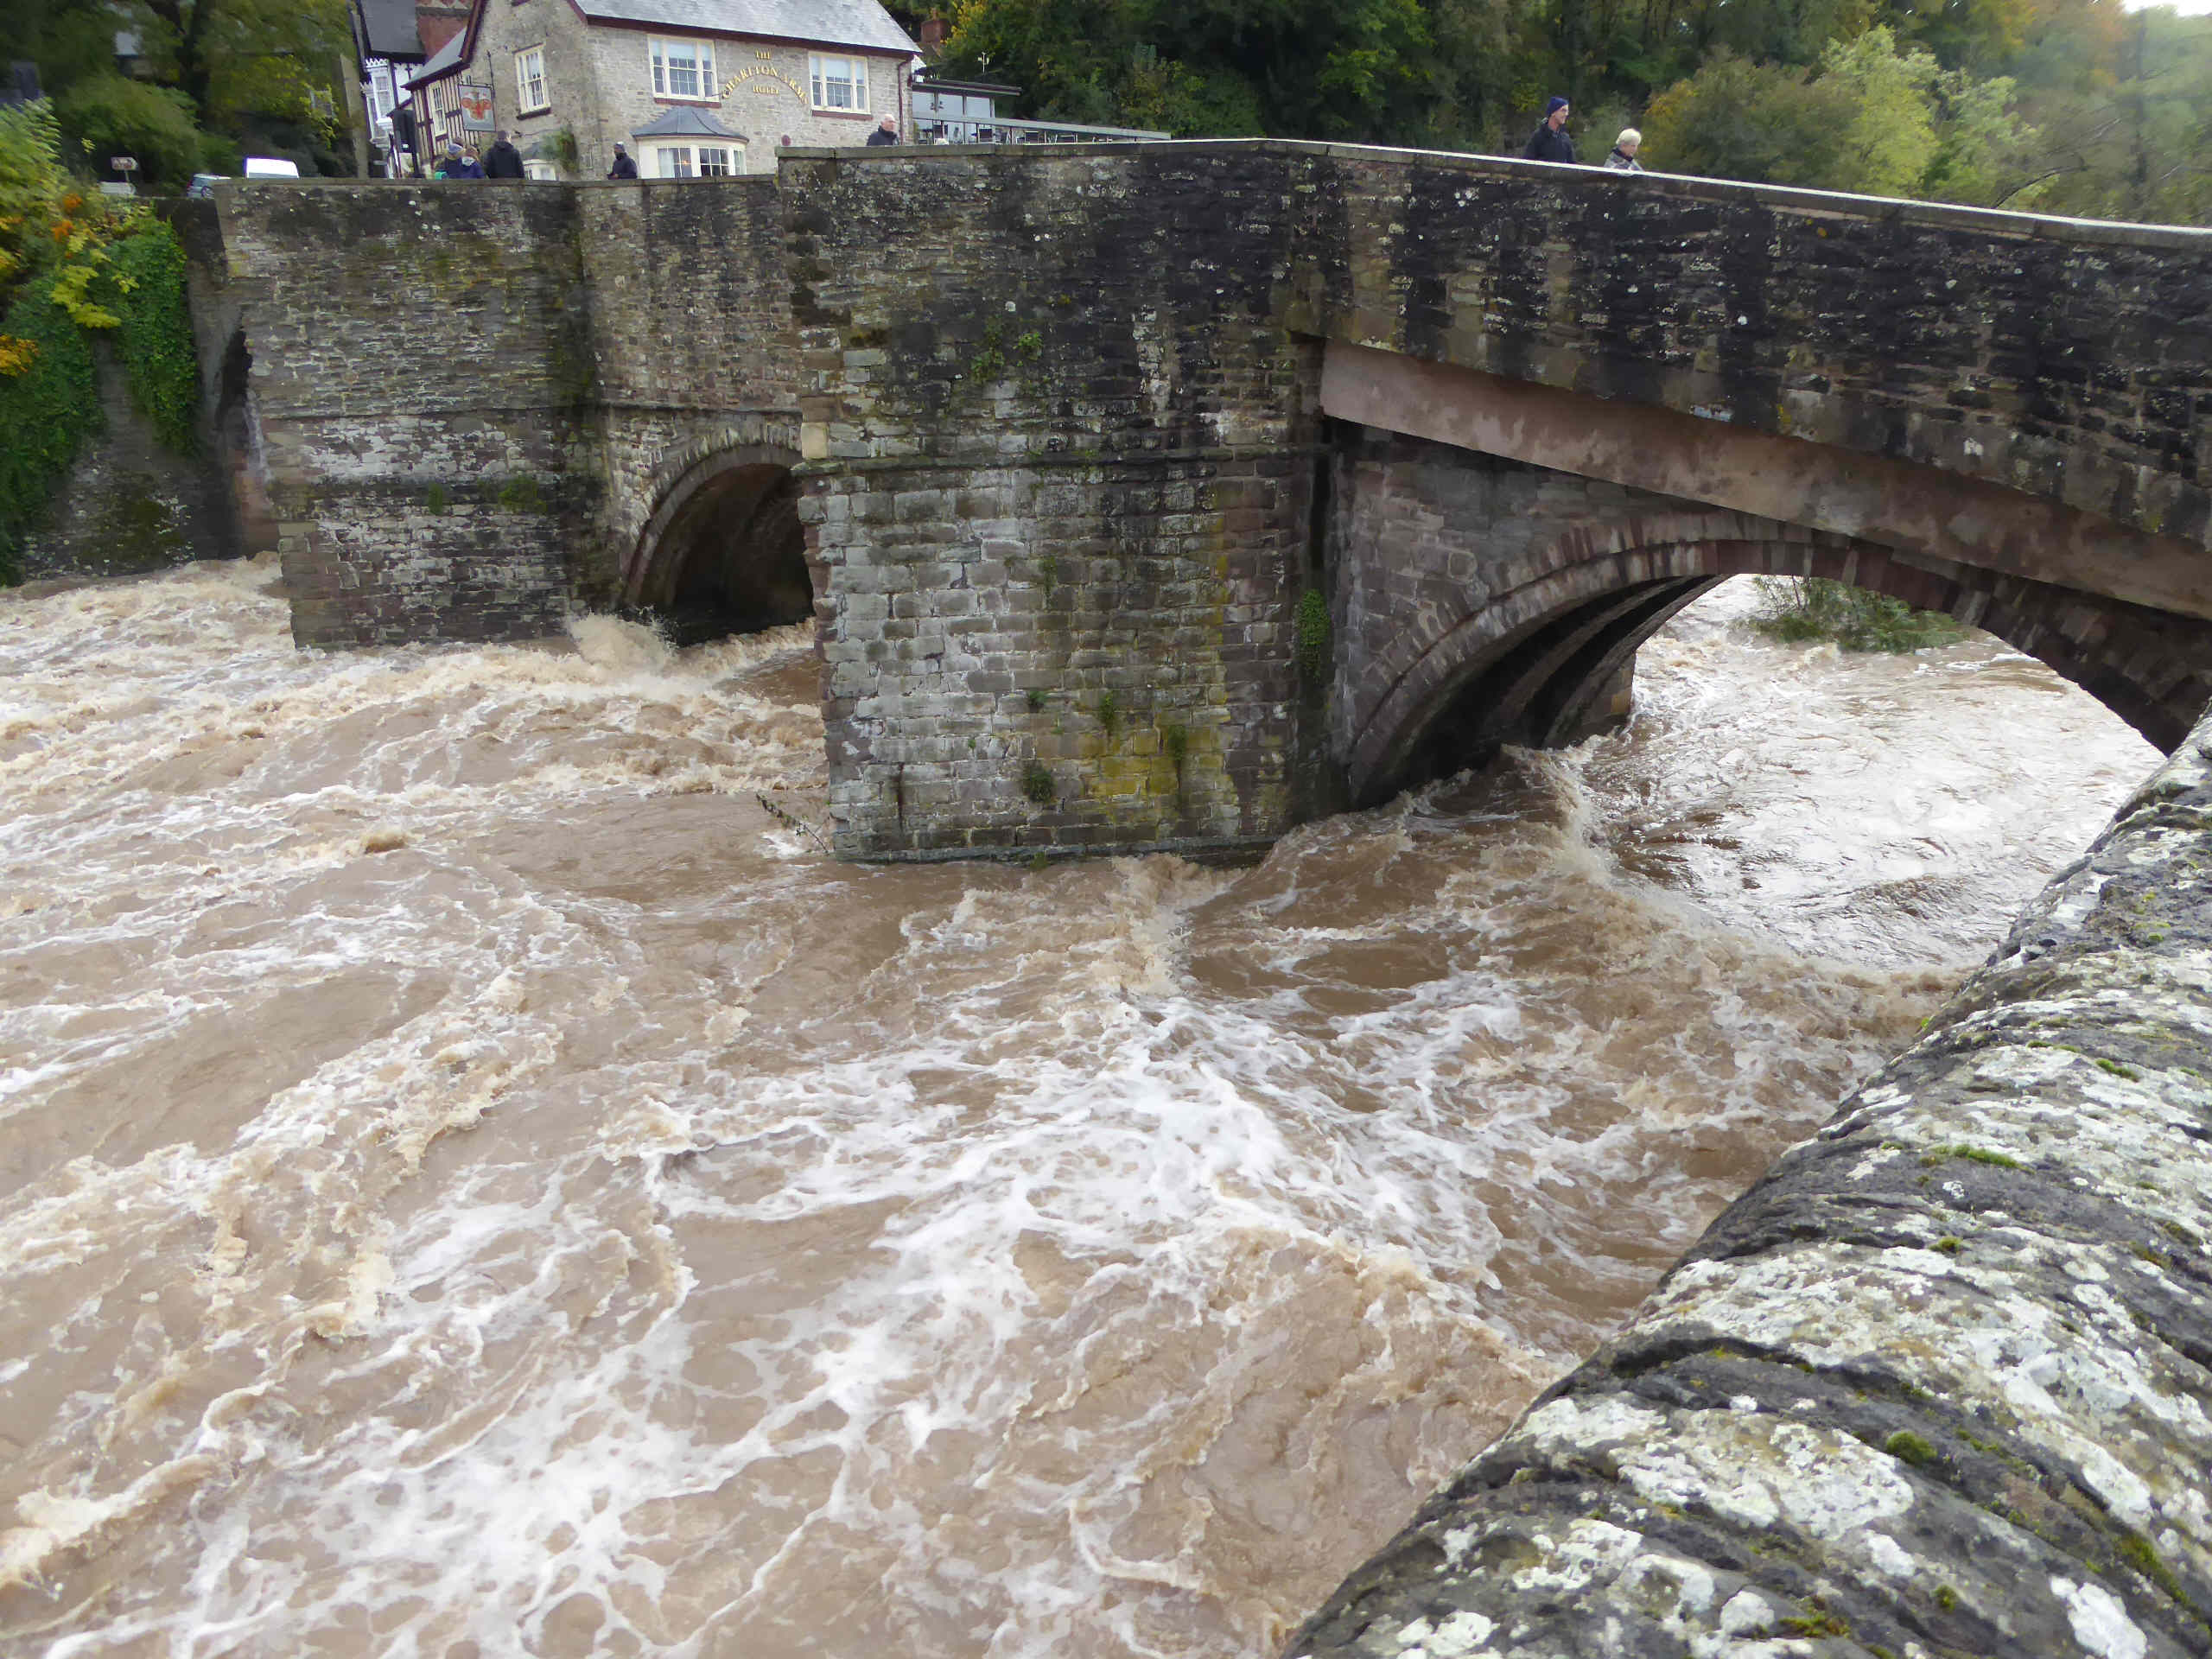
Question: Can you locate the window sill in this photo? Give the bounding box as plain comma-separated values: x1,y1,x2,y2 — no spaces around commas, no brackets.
517,103,552,116
811,107,874,119
652,95,721,105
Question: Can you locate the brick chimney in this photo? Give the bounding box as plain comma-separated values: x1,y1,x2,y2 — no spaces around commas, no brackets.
918,15,947,59
416,0,471,56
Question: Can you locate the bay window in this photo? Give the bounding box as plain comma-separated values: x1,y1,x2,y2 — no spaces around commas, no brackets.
654,143,736,178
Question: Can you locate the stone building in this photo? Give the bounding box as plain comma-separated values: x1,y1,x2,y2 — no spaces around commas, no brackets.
406,0,916,179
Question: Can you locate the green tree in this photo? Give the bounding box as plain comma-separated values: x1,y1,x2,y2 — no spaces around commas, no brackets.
125,0,351,133
1640,54,1866,186
942,0,1438,140
1818,26,1941,197
54,75,206,188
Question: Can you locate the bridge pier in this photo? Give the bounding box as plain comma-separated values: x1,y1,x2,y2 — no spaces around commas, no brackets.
1290,708,2212,1659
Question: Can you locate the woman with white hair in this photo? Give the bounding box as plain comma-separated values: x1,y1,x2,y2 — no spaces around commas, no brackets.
1605,128,1643,172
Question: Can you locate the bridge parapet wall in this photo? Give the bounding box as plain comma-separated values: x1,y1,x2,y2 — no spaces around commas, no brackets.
781,147,1325,858
1286,144,2212,567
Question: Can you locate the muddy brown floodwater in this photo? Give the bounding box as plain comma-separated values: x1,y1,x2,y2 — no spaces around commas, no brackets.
0,562,2156,1657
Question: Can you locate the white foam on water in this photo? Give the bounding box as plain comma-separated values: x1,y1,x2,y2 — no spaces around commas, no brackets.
0,571,2156,1656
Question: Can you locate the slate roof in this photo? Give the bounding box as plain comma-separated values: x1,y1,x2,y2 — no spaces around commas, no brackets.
351,0,425,61
632,105,747,139
577,0,917,55
404,30,467,87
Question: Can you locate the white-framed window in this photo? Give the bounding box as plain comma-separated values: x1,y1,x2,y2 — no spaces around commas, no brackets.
514,46,548,113
650,36,715,100
524,158,559,180
809,54,869,111
654,143,736,178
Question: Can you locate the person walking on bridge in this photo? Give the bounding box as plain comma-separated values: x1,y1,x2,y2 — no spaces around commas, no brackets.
483,130,526,179
1604,128,1643,171
607,143,639,180
1523,97,1576,164
435,139,484,179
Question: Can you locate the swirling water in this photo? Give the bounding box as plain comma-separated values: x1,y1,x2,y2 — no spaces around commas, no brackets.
0,563,2154,1656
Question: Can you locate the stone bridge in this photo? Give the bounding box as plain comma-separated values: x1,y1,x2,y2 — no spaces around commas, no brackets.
183,140,2212,864
173,142,2212,1658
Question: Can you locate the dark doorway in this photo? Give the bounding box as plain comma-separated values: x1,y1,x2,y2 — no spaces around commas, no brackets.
635,462,812,645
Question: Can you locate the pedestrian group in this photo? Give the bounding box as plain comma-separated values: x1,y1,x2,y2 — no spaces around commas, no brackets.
1522,99,1644,173
425,105,1643,182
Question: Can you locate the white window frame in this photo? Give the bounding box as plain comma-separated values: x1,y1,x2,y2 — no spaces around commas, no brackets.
649,35,716,102
808,53,869,112
524,158,558,180
653,143,739,178
514,46,549,114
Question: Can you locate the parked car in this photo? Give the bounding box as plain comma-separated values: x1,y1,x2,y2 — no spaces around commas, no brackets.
186,174,225,199
241,157,301,179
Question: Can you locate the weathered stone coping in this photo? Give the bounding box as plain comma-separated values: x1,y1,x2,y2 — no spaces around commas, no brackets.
1289,713,2212,1658
243,141,2212,250
778,136,2212,253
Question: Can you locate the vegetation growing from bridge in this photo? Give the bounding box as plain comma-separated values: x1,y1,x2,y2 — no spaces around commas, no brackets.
1751,576,1967,653
912,0,2212,222
0,100,200,583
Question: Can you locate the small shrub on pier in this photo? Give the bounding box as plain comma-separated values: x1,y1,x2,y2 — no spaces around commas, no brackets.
1752,576,1964,652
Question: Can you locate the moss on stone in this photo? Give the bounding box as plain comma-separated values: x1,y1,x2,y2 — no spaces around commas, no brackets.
1295,588,1331,681
1919,1143,2022,1170
1884,1430,1938,1468
496,475,545,513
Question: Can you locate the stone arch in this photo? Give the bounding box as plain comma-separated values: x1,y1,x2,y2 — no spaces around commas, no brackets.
1345,522,2212,805
623,436,813,642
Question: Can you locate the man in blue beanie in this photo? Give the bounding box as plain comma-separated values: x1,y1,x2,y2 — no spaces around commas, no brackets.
1523,96,1576,163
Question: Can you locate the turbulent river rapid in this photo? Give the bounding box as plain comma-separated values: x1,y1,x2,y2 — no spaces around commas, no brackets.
0,560,2158,1658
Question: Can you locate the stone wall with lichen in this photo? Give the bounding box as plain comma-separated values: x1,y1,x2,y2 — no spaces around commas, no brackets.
1289,711,2212,1659
213,181,597,645
779,147,1326,858
209,176,805,644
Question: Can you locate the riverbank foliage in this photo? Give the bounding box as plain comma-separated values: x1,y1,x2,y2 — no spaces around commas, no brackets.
0,100,200,583
905,0,2212,224
1751,577,1967,652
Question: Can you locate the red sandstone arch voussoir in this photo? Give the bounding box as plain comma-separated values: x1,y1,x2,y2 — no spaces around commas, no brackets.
1344,518,2212,803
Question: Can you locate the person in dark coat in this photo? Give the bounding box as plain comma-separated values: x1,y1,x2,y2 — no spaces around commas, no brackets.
607,143,639,180
483,130,526,178
865,115,899,146
1522,97,1575,164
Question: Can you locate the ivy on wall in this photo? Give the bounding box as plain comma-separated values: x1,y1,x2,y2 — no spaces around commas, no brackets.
0,100,201,585
108,222,199,455
0,284,100,584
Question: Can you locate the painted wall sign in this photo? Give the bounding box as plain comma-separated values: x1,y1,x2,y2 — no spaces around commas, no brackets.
720,65,806,103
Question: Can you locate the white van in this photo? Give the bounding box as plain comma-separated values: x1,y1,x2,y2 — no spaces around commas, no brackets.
241,156,302,179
